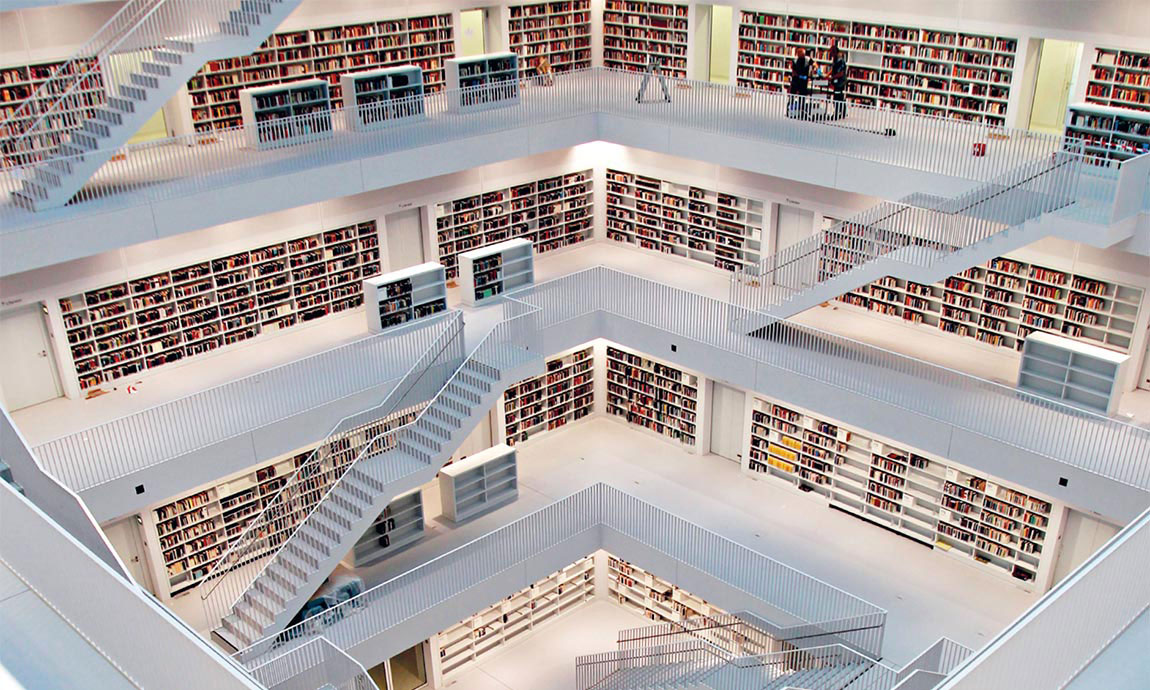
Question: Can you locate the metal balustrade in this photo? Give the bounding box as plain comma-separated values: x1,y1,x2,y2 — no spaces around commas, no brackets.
231,482,887,667
0,68,1074,230
31,315,457,492
248,637,378,690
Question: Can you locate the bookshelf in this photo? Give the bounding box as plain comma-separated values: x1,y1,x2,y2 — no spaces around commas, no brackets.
363,262,447,333
239,79,333,150
500,346,594,446
602,0,690,78
147,407,417,598
1083,46,1150,112
1018,332,1129,415
736,11,1018,126
0,57,104,165
606,169,765,272
458,239,536,306
435,169,592,280
446,52,521,111
437,555,594,676
508,0,593,75
345,488,424,567
605,345,698,448
606,556,739,626
438,444,519,523
746,394,1056,589
1065,103,1150,161
340,65,425,131
58,221,381,392
836,257,1144,354
184,14,454,133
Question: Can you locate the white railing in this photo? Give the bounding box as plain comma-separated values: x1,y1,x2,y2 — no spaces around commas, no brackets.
0,481,262,689
248,637,378,690
0,68,1069,228
232,482,886,666
935,505,1150,690
199,311,468,627
32,315,456,492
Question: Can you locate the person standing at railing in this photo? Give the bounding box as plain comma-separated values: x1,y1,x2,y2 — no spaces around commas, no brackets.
829,43,847,120
788,47,814,119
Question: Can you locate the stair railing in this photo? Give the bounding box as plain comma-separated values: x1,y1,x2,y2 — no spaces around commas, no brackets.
2,0,258,167
574,641,731,690
199,311,466,627
247,635,379,690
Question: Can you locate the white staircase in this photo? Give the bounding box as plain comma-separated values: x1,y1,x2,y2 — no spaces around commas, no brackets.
6,0,303,211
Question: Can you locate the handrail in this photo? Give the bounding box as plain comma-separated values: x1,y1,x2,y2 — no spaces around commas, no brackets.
248,636,379,690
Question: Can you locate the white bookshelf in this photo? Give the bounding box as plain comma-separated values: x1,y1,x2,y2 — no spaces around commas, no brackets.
435,170,592,280
0,57,104,165
437,555,594,676
736,11,1017,126
345,488,424,567
58,221,381,392
605,345,698,448
363,262,447,333
602,0,689,78
606,169,765,272
500,346,594,446
508,0,593,75
606,556,741,627
458,239,536,307
340,65,425,131
446,52,520,111
1065,103,1150,161
438,444,519,523
239,79,333,150
837,256,1144,354
1018,332,1129,415
745,395,1057,590
1083,46,1150,112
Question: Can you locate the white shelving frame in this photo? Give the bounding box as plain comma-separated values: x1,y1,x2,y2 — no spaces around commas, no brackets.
605,345,698,449
445,52,521,111
1083,46,1150,113
340,65,425,131
239,78,333,150
1018,331,1129,415
363,262,447,333
602,0,690,78
0,57,104,164
438,444,519,523
345,488,424,567
458,239,536,307
508,0,593,75
499,346,595,446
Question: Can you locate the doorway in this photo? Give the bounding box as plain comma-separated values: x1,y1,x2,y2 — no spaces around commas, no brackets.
773,204,814,253
1027,39,1083,135
1052,510,1119,585
385,209,426,271
692,5,733,83
460,9,488,56
1138,328,1150,391
102,516,156,594
0,304,63,411
708,382,745,462
368,641,429,690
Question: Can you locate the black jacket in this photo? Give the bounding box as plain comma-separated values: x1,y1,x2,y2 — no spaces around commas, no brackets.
831,56,847,91
790,56,811,94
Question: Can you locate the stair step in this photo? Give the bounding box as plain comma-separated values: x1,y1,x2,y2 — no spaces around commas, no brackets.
19,179,49,200
285,538,326,568
129,72,161,89
233,598,272,633
80,120,111,138
107,96,137,113
219,20,251,36
70,132,99,150
139,61,172,77
252,578,290,607
163,38,196,53
117,84,148,101
241,590,280,621
240,0,274,13
273,555,309,583
90,107,124,126
10,190,39,211
228,9,263,25
151,49,184,65
32,168,61,188
222,612,262,647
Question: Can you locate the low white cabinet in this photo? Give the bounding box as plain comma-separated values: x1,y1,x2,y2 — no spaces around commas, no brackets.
438,444,518,523
458,238,535,306
446,52,520,111
363,262,448,333
239,79,332,150
340,65,425,131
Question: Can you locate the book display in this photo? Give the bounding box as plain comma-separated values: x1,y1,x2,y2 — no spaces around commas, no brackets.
458,239,536,306
58,221,381,391
737,11,1018,126
345,488,425,567
239,79,333,150
437,556,594,676
605,346,698,448
445,53,520,111
603,0,690,78
1017,332,1130,415
1083,46,1150,112
363,262,447,333
508,0,593,75
435,170,592,280
836,257,1144,353
606,169,765,272
0,57,104,165
147,407,418,597
438,444,519,523
185,14,454,133
607,556,740,627
340,65,425,131
1065,103,1150,161
746,394,1056,589
501,347,594,446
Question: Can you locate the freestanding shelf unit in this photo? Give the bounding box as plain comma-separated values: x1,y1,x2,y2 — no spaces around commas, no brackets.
458,238,535,306
239,78,333,150
1017,331,1129,415
445,52,520,111
363,262,448,333
340,65,426,131
346,489,425,567
438,444,519,523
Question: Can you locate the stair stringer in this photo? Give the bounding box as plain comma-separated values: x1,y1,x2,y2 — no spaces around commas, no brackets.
218,353,543,649
14,0,304,211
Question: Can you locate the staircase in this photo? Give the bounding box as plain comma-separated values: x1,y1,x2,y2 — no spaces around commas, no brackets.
0,459,25,495
730,147,1134,322
203,307,542,650
5,0,303,211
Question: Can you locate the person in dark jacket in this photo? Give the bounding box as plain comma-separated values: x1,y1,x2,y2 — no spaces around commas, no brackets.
829,42,847,119
788,47,813,118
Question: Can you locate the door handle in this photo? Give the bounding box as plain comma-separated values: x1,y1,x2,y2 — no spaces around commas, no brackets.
38,350,48,358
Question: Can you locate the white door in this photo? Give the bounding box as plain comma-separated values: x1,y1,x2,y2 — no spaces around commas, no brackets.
385,209,426,271
708,382,745,462
773,204,814,254
102,517,156,594
1138,328,1150,391
0,304,63,411
1052,510,1120,585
